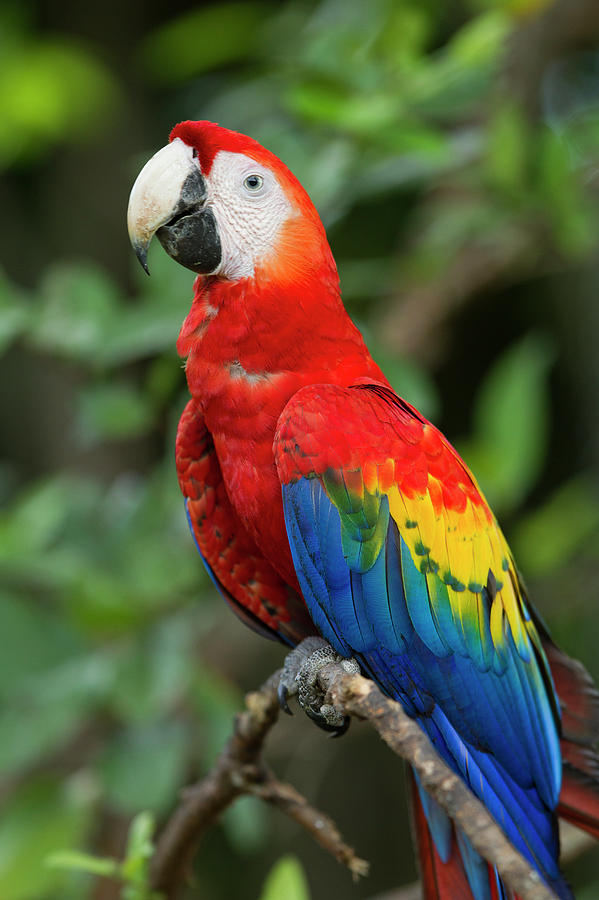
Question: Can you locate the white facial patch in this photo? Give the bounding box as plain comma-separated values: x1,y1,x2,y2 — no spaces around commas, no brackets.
205,150,294,280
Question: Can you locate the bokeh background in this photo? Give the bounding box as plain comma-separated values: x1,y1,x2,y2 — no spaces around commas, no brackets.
1,0,599,898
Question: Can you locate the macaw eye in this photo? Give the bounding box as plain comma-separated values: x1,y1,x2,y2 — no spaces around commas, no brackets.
243,174,264,192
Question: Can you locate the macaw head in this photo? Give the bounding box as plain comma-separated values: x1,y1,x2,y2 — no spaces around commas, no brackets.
127,121,332,284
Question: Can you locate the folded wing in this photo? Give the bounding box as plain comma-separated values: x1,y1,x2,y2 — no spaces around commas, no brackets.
275,381,570,900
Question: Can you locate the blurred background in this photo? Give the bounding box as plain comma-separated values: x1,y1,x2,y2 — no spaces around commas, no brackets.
1,0,598,897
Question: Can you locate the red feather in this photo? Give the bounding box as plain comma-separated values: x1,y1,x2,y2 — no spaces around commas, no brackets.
540,633,599,838
408,771,512,900
176,398,314,644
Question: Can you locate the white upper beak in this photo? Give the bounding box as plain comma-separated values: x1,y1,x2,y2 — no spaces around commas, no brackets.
127,138,198,272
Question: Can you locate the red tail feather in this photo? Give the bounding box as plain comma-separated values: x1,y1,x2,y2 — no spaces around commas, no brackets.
408,623,599,897
408,770,474,899
407,770,510,899
540,633,599,838
559,764,599,839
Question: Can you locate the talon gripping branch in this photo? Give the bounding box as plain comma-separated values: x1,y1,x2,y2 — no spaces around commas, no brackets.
128,121,599,900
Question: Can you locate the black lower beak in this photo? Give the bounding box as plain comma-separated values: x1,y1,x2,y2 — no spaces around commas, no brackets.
154,167,221,275
157,206,221,274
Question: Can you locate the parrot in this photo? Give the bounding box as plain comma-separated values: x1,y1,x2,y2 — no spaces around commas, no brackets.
127,121,599,900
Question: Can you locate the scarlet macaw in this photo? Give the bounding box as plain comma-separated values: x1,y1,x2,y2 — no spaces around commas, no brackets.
127,121,599,900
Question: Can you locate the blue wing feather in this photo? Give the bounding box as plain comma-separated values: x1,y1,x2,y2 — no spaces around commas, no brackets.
280,477,570,900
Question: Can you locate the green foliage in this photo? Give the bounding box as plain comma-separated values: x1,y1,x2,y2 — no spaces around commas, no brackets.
48,812,161,900
27,256,194,370
140,2,275,84
512,478,599,576
121,812,160,900
457,334,554,514
258,856,311,900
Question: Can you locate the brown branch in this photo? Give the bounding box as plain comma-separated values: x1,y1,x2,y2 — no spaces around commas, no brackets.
366,824,597,900
317,662,561,900
150,673,280,897
247,766,369,880
149,671,366,899
559,820,597,864
150,657,565,900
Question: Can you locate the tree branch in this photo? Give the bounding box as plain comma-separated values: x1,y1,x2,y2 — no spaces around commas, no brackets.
365,826,597,900
318,661,559,900
149,671,367,899
247,766,369,880
149,673,278,897
150,658,564,900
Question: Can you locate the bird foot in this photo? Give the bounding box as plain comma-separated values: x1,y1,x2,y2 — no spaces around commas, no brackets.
278,636,360,737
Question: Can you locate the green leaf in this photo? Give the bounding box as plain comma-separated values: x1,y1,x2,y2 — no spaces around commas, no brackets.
378,6,431,65
447,10,509,67
100,242,194,366
457,333,554,513
48,814,160,900
120,812,159,900
140,1,273,84
258,856,310,900
288,82,398,134
512,478,599,576
0,704,83,777
123,812,155,870
65,573,150,633
47,850,118,878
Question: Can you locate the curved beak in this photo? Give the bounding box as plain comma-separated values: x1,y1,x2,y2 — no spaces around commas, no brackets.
127,138,221,275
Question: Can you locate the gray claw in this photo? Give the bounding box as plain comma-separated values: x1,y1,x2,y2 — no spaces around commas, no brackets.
305,707,348,735
278,681,293,715
278,637,359,737
330,716,351,738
